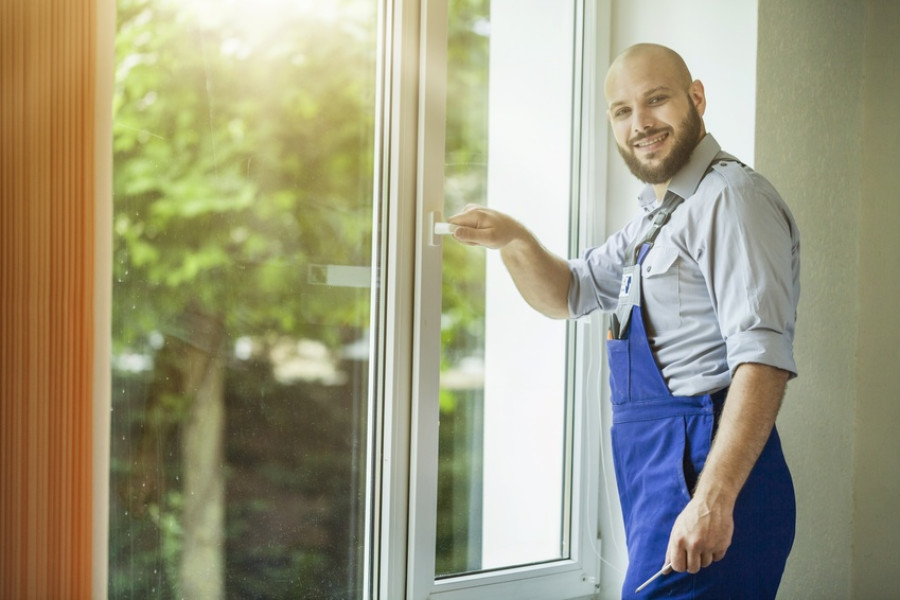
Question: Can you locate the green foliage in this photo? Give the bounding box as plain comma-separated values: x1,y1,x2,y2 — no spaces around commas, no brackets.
113,0,378,350
440,0,490,380
150,491,184,594
434,0,491,577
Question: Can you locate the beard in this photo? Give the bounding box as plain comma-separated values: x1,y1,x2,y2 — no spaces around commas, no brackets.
617,102,703,184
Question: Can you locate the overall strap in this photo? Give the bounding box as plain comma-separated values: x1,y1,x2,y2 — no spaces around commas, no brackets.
624,194,684,267
609,194,683,339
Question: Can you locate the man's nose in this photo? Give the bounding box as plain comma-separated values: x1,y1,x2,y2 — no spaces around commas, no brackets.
631,108,654,133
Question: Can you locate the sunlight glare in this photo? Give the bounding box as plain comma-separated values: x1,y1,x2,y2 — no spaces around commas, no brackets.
174,0,345,36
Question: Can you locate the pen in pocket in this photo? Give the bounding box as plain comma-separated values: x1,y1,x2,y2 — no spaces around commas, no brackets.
609,313,620,339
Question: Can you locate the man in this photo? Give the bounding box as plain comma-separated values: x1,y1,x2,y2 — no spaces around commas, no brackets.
448,43,799,598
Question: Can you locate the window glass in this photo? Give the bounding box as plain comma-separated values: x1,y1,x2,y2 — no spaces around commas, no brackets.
109,0,378,598
437,0,577,578
435,0,491,577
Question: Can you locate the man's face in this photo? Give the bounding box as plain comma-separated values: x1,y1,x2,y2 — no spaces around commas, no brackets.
606,58,706,185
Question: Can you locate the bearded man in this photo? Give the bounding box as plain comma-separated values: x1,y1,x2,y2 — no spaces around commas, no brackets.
448,43,799,599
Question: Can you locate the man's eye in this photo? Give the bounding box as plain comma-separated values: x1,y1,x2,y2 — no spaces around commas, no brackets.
648,95,667,105
614,107,631,119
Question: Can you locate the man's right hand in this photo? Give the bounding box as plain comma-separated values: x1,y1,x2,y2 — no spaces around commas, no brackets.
447,204,526,250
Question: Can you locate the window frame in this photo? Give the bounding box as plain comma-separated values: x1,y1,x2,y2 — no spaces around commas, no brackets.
373,0,611,598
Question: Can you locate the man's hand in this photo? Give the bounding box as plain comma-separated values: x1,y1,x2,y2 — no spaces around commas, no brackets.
447,204,526,249
665,494,734,573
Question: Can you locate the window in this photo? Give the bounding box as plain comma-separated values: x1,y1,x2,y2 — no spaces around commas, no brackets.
109,0,605,598
110,1,378,597
402,1,605,598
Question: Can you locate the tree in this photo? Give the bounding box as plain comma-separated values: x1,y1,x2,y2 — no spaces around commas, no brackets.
112,0,377,597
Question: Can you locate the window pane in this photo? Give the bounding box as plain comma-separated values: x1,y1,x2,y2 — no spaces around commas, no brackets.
109,1,378,598
435,0,491,577
437,0,577,578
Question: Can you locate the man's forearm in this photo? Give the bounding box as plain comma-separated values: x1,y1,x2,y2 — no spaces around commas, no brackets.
500,236,572,319
695,362,788,504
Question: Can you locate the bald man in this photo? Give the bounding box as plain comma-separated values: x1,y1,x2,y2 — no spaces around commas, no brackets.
449,44,799,598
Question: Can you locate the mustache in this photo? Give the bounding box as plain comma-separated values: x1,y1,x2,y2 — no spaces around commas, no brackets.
627,128,670,146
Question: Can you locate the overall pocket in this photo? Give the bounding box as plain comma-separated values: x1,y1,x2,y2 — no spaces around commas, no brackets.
611,416,696,534
679,412,715,502
606,337,630,404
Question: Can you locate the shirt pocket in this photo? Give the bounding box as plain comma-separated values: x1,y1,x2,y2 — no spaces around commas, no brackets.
641,245,681,332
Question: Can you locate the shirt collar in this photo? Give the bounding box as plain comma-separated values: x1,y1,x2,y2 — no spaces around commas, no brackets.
637,133,722,212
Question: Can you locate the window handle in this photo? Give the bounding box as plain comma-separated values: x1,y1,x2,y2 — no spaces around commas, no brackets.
433,222,458,236
428,211,458,246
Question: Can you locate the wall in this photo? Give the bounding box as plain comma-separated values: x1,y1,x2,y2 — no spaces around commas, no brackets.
757,1,900,598
853,2,900,599
756,2,863,597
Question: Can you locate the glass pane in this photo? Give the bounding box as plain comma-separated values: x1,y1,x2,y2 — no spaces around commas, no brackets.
109,1,378,598
437,0,577,578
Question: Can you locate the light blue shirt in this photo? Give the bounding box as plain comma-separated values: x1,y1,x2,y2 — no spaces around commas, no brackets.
568,135,800,396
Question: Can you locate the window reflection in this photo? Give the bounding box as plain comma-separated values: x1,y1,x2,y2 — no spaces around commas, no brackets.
436,0,491,577
437,0,576,578
109,0,377,598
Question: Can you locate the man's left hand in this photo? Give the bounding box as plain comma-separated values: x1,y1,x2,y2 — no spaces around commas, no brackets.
665,495,734,573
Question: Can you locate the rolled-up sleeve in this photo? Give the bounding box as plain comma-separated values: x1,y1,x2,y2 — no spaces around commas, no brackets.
567,225,637,319
697,171,800,377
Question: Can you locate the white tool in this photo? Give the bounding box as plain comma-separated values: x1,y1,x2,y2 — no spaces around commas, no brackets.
635,562,672,593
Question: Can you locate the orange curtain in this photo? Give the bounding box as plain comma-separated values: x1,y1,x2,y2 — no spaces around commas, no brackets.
1,0,97,597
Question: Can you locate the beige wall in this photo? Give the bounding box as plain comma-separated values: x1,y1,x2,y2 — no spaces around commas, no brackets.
757,1,900,598
854,2,900,598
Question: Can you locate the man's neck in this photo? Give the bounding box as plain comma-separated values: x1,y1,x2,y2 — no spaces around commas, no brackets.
652,181,671,202
651,132,709,202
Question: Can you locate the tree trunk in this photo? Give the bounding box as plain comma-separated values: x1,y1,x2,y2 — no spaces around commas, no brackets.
178,315,226,600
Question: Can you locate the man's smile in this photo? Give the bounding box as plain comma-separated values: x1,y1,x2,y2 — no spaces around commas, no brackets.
632,131,669,153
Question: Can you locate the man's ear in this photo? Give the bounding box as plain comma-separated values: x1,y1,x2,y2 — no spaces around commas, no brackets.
689,79,707,117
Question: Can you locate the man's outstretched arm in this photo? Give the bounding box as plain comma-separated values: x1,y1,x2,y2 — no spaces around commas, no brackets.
448,205,572,319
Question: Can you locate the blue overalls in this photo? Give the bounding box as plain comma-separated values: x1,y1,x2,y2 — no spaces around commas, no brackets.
608,195,796,599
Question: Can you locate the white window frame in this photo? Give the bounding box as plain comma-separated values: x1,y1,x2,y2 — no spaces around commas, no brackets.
373,0,612,598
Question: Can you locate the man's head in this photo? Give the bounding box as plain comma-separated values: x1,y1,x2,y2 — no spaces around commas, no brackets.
605,43,707,185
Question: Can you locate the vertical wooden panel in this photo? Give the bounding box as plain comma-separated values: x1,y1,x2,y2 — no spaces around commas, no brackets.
0,0,96,597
